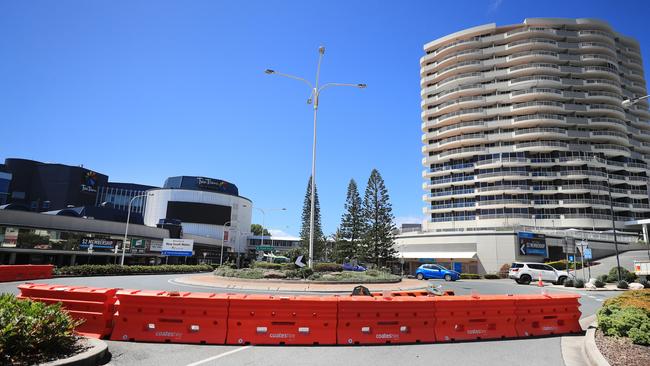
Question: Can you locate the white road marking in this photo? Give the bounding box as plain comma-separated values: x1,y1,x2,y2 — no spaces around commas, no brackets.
185,345,252,366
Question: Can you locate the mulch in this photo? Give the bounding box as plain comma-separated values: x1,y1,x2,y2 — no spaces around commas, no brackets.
595,329,650,366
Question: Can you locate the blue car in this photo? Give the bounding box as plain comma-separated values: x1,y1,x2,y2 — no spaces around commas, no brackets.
415,264,460,281
342,263,366,272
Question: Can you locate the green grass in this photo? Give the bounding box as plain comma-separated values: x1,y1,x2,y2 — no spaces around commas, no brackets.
0,294,82,365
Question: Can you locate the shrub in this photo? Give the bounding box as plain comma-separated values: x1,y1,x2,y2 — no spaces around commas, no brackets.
298,267,314,278
638,279,650,289
598,274,609,283
594,279,606,288
251,262,283,270
0,294,82,365
313,263,343,272
598,290,650,345
617,280,629,289
546,260,584,271
483,274,500,279
54,264,213,276
607,266,637,283
574,279,585,288
460,273,481,279
564,279,575,287
498,264,510,279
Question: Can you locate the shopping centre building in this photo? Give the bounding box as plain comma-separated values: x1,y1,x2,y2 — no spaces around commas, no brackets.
0,158,253,265
396,18,650,274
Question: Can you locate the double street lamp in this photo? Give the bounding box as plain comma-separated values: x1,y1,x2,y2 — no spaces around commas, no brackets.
121,193,152,266
265,46,366,268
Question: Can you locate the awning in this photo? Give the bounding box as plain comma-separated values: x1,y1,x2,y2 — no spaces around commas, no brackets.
398,251,477,259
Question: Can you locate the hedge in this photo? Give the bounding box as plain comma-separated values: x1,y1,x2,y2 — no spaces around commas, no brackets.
313,263,343,272
54,264,213,276
0,294,82,365
546,260,584,270
597,290,650,345
483,274,500,279
460,273,481,279
606,266,637,283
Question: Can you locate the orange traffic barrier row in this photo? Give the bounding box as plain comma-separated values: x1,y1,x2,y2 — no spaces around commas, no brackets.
0,265,53,282
17,283,117,338
111,290,229,344
17,283,582,345
227,295,338,345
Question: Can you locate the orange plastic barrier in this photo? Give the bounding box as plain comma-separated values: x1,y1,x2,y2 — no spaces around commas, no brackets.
18,283,117,338
433,294,518,342
227,295,338,345
337,295,436,345
0,265,53,282
514,293,582,337
110,290,229,344
369,290,455,297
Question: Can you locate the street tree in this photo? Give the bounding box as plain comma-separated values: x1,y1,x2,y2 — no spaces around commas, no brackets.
299,176,324,260
335,179,365,262
250,224,270,236
361,169,397,267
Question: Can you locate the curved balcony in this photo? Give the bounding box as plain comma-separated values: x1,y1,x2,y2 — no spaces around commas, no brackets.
436,146,488,161
559,184,604,194
475,170,528,182
559,169,608,180
627,175,649,185
588,118,628,133
424,188,476,201
580,53,618,64
433,121,486,138
529,171,559,180
582,66,620,80
511,114,566,128
513,127,567,140
578,42,617,56
629,189,649,198
474,157,528,169
426,49,485,72
511,101,565,114
506,50,559,64
433,108,487,128
505,27,560,40
592,144,631,157
507,63,562,77
585,91,622,104
585,104,626,119
577,30,615,44
427,38,483,61
475,185,529,195
428,96,486,115
423,60,484,86
509,75,562,88
506,38,558,52
532,199,560,207
531,185,559,194
590,130,629,144
514,140,569,152
582,78,621,92
435,72,484,89
562,199,610,208
477,199,530,208
509,88,563,102
625,162,648,172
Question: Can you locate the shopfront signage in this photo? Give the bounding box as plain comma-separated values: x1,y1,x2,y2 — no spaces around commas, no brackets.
2,227,18,247
162,238,194,256
255,245,275,251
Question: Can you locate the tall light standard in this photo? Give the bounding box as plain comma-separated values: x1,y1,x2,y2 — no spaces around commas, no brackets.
220,221,232,266
265,46,366,268
121,193,151,266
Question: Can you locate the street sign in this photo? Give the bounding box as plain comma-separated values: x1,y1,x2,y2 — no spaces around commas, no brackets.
161,238,194,257
295,255,306,268
518,232,547,256
569,255,574,261
255,245,274,251
583,248,592,260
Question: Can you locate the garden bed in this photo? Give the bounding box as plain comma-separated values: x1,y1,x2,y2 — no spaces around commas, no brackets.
53,264,213,277
213,266,401,283
595,328,650,366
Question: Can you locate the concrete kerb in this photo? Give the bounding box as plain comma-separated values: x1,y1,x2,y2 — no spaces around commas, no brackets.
39,337,109,366
582,319,610,366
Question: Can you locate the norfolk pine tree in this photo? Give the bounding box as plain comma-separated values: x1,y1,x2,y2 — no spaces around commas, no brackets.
335,179,365,262
299,176,324,260
361,169,397,267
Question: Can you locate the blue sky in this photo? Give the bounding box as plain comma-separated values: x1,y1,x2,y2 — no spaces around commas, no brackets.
2,0,650,237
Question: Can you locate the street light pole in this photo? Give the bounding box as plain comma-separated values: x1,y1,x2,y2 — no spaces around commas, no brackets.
606,176,622,282
265,46,366,268
122,193,149,266
220,221,232,266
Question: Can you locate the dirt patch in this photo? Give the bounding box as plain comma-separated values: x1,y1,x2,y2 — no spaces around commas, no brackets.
595,329,650,366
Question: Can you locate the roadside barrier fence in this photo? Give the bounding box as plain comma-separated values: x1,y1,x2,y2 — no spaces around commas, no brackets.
0,265,53,282
17,283,582,346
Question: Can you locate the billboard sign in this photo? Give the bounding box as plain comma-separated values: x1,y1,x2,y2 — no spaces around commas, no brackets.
80,238,117,252
131,239,146,254
149,240,163,252
162,238,194,256
517,232,547,256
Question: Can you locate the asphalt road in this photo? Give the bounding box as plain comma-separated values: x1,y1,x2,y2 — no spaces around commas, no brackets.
0,274,619,366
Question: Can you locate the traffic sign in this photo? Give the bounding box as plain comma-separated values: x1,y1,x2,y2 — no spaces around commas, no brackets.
583,248,592,260
255,245,274,251
569,255,574,262
295,255,306,268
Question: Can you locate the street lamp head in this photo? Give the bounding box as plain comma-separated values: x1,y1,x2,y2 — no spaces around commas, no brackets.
622,99,632,107
318,46,325,55
357,83,367,88
265,69,276,75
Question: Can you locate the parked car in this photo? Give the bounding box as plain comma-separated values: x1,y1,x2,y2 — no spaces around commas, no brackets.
342,262,366,272
415,264,460,281
508,262,571,285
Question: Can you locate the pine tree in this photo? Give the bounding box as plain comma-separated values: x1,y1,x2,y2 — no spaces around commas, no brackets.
361,169,397,267
335,179,365,262
299,176,324,260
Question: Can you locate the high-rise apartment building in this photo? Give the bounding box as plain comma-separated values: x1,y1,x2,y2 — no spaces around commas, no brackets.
421,18,650,232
